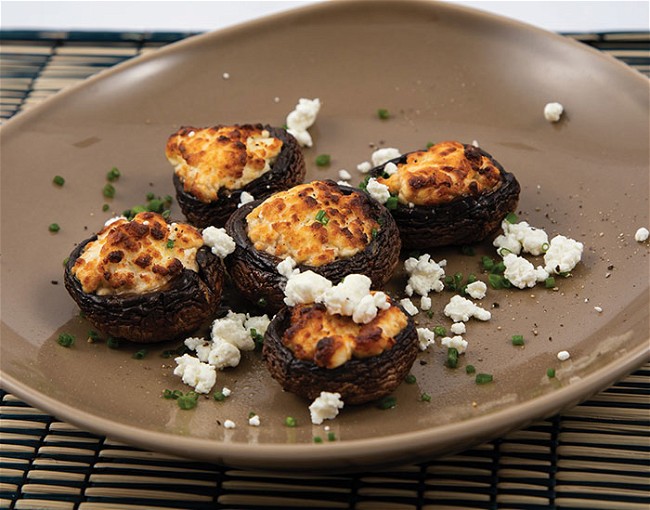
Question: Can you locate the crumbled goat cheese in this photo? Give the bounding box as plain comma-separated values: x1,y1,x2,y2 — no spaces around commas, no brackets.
173,354,217,394
544,102,564,122
365,178,390,204
496,220,549,256
503,253,547,289
634,227,649,242
384,162,398,175
493,233,522,255
222,387,232,397
224,419,236,429
371,147,401,167
211,311,256,351
323,274,389,324
417,327,435,350
337,180,351,187
207,340,241,369
244,314,271,336
444,295,491,322
441,335,468,354
283,270,332,306
420,296,432,311
202,226,236,258
450,322,466,335
400,298,419,316
557,350,571,361
248,415,261,427
286,97,321,147
544,235,583,274
466,281,487,300
309,391,344,425
594,306,603,313
276,256,300,279
184,337,212,362
338,169,352,180
404,254,446,296
238,191,255,208
356,161,372,173
222,72,230,80
352,292,390,324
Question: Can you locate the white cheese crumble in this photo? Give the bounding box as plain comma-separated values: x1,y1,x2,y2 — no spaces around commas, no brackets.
594,306,603,313
222,387,232,397
286,97,321,147
441,335,468,354
283,270,332,307
384,162,398,176
557,350,571,361
371,147,401,167
356,161,372,173
634,227,649,242
465,281,487,300
248,415,261,427
323,274,390,324
365,177,390,204
224,419,236,429
417,327,435,350
173,354,217,394
404,254,446,297
238,191,255,208
543,235,584,274
495,220,549,257
309,391,344,425
450,322,466,335
202,226,236,258
400,298,419,316
338,169,352,181
444,295,491,322
207,340,241,370
420,296,432,311
503,253,548,289
276,256,300,279
544,102,564,122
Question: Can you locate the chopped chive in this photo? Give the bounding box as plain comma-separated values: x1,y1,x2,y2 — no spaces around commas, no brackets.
505,212,518,224
57,333,75,347
426,142,434,149
162,209,171,219
146,192,155,201
511,334,525,346
491,261,506,274
315,209,329,225
327,431,336,442
213,391,227,402
166,239,175,249
256,297,267,308
547,368,556,378
248,411,257,419
313,436,323,443
88,330,100,341
420,392,432,402
102,183,116,198
177,391,199,410
315,154,331,166
475,373,494,385
545,277,556,289
371,228,378,239
102,203,110,212
106,337,120,349
162,389,175,399
446,347,459,368
488,274,507,289
465,364,476,374
284,416,297,427
148,198,164,213
404,374,417,384
433,326,447,337
377,108,390,120
467,274,478,284
132,349,147,359
48,223,60,233
426,310,434,319
460,245,475,256
541,242,550,253
250,328,264,348
62,257,70,266
106,167,121,182
385,196,399,210
498,247,512,257
53,175,65,186
481,256,495,271
377,396,397,410
163,195,173,205
358,175,371,191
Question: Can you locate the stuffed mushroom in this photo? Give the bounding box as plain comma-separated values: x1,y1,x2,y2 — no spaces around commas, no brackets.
366,141,520,249
64,212,224,343
166,123,305,228
224,180,401,312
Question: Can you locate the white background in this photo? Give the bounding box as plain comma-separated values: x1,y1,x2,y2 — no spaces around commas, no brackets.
2,0,649,34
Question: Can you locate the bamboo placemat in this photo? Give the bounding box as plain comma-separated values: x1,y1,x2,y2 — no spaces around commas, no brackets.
1,30,649,509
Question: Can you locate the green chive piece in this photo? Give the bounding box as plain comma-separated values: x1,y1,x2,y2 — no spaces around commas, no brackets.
106,337,120,349
315,209,329,225
505,212,518,224
491,261,506,274
512,334,525,346
213,391,226,402
107,167,121,182
385,196,399,210
102,183,116,198
146,192,156,201
62,257,70,266
166,239,175,249
53,175,65,186
358,175,371,191
88,330,100,341
404,374,417,384
377,396,397,410
371,228,378,239
488,273,507,289
48,223,60,233
545,277,556,289
475,373,494,385
162,389,175,399
433,326,447,337
161,209,171,219
547,368,556,378
132,349,147,359
420,392,432,402
57,333,75,347
177,391,199,410
147,198,164,213
313,436,323,443
102,203,110,212
315,154,331,166
481,256,495,271
377,108,390,120
284,416,297,427
257,297,267,308
426,310,434,319
465,364,476,374
163,195,173,205
327,431,336,442
248,411,257,419
426,141,434,149
446,347,459,369
250,328,264,348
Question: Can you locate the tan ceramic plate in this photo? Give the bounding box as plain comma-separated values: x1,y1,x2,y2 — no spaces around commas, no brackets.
1,0,648,471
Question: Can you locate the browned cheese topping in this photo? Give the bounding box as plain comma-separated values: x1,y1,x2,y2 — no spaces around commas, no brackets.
246,181,380,267
166,125,283,203
283,300,408,369
377,141,502,206
71,212,203,295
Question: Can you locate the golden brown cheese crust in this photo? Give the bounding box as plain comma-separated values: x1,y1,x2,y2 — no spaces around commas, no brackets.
378,141,502,206
166,125,283,203
283,300,408,369
246,181,379,267
71,212,203,295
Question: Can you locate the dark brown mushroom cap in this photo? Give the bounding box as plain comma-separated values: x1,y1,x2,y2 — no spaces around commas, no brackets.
224,181,402,313
369,144,520,250
173,124,306,228
263,304,419,405
64,239,224,344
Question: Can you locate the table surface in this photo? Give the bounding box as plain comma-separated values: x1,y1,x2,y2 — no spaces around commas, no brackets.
1,24,649,510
